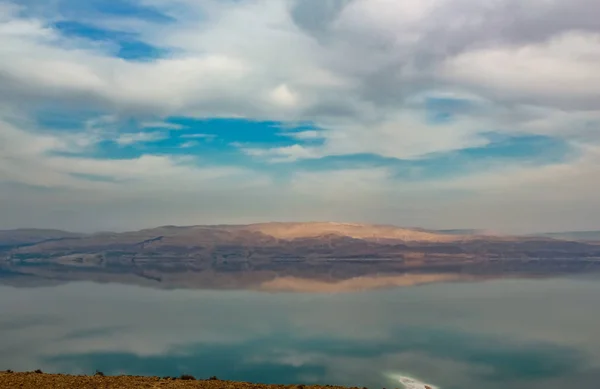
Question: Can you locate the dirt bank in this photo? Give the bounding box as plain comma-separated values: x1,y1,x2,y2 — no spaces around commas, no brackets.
0,371,354,389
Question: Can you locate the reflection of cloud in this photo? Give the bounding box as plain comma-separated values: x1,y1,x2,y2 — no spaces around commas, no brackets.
42,327,591,389
61,326,129,341
387,374,438,389
0,314,63,332
0,278,600,388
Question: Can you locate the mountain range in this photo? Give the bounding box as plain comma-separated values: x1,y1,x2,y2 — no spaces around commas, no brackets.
1,222,599,291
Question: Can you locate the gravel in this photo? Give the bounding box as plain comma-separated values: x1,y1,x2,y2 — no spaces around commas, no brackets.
0,371,356,389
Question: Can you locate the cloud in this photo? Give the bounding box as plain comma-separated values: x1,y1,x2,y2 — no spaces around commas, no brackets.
115,131,167,145
180,141,199,148
181,133,216,139
279,130,322,140
141,121,186,130
0,126,255,192
0,0,599,231
269,84,300,108
441,32,600,108
242,109,491,162
241,144,323,163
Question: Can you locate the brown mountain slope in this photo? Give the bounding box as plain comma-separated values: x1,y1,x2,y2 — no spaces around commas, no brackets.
0,229,82,246
1,222,600,291
0,222,466,254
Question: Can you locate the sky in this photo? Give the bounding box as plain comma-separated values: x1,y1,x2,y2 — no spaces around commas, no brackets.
0,0,599,233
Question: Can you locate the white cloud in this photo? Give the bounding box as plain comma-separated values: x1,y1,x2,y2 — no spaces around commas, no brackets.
243,110,490,162
242,144,322,162
141,121,186,130
290,167,394,196
441,32,600,108
181,133,216,139
0,0,599,231
115,131,167,145
180,140,199,148
268,84,300,108
279,130,323,140
0,118,268,195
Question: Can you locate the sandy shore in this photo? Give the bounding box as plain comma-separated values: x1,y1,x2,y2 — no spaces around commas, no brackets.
0,371,356,389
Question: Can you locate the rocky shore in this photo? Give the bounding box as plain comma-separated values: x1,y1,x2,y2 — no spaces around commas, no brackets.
0,371,352,389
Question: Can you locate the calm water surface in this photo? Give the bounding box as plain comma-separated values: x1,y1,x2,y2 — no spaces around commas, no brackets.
1,277,599,389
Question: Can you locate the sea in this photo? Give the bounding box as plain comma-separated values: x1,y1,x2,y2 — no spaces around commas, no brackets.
1,276,599,389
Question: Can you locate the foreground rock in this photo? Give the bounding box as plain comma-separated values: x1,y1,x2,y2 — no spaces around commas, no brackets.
0,371,350,389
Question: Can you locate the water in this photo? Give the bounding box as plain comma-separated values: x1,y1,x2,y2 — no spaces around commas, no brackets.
1,277,599,389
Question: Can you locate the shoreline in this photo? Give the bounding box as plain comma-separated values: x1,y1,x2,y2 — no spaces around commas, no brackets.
0,371,357,389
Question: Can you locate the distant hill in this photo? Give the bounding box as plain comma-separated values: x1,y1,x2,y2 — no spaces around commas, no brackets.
1,222,599,291
532,231,600,242
0,229,82,246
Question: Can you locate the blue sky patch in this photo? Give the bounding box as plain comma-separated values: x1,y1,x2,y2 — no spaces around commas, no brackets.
40,111,573,185
424,97,481,124
45,0,173,23
169,118,324,147
53,20,169,60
